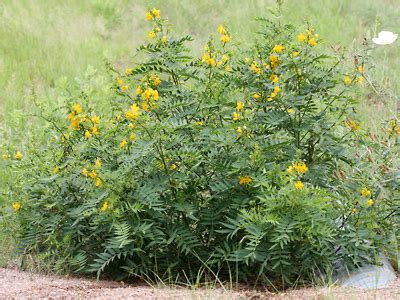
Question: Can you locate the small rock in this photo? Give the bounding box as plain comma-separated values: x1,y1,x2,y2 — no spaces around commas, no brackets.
337,255,396,289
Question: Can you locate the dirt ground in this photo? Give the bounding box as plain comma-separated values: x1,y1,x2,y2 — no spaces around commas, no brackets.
0,268,398,299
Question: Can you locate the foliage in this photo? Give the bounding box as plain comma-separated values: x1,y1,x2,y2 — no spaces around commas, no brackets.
1,11,399,287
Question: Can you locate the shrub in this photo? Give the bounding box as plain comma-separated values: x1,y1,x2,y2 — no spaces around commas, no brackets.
1,10,399,287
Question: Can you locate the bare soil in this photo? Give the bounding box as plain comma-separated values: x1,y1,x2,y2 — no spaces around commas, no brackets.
0,268,398,299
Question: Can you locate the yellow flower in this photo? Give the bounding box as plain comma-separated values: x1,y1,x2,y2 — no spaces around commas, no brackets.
82,168,88,177
150,75,161,86
236,101,244,111
72,103,83,114
287,108,295,114
272,44,285,53
142,102,149,111
358,66,364,73
52,166,60,174
100,201,109,212
70,118,81,130
89,170,97,179
125,104,140,121
253,93,261,99
196,121,204,126
308,38,318,47
125,68,133,76
169,163,177,171
344,75,352,85
217,24,226,35
239,176,252,185
95,177,102,188
236,126,245,134
270,74,279,83
92,126,99,136
273,86,280,94
346,119,361,131
297,33,306,42
220,35,231,43
152,89,159,100
129,133,136,141
91,115,100,124
267,97,273,102
121,85,129,92
352,208,357,214
287,166,294,173
135,86,143,95
293,51,300,57
2,153,8,160
294,181,305,190
120,139,128,149
117,78,123,85
232,111,240,121
270,92,277,98
360,187,371,197
141,88,159,101
128,123,135,129
269,55,279,69
161,36,168,43
250,62,261,74
84,130,92,139
12,202,21,212
145,12,153,21
367,199,374,207
293,162,308,173
152,8,161,19
356,76,364,84
15,151,23,160
95,158,102,169
202,53,216,66
148,31,156,39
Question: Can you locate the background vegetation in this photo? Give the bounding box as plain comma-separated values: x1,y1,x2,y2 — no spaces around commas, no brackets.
0,0,398,270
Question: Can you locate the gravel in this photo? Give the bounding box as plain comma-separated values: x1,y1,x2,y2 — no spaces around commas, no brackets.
0,268,398,299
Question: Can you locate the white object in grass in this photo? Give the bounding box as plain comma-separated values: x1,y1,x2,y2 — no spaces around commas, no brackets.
372,31,398,45
338,255,396,289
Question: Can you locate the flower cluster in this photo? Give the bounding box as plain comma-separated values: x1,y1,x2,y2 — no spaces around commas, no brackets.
238,175,252,185
287,162,308,174
82,158,103,188
217,24,231,44
68,103,83,130
287,162,308,190
232,100,244,121
67,104,100,139
297,28,319,47
360,187,374,207
201,44,229,68
145,8,168,43
145,8,161,21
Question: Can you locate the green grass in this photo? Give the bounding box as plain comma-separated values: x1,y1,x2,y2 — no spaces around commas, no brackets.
0,0,398,127
0,0,398,267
